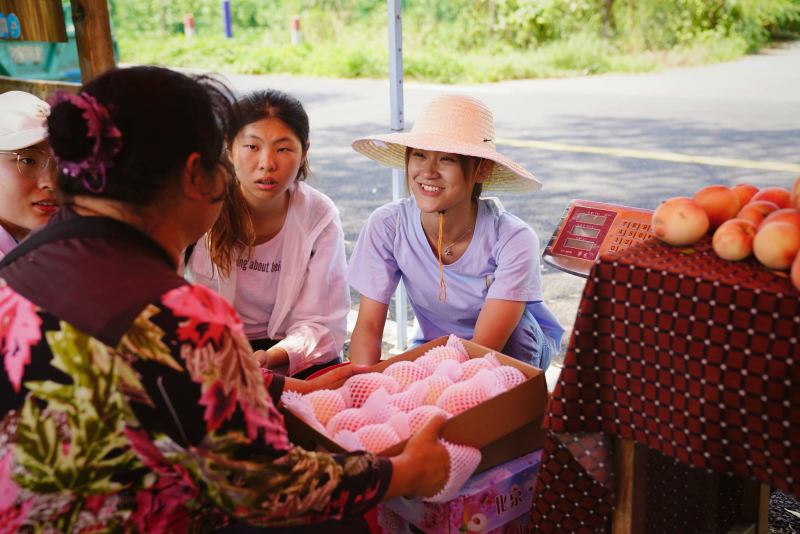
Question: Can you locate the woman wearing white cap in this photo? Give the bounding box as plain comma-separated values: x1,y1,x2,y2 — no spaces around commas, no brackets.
0,91,58,259
348,94,564,369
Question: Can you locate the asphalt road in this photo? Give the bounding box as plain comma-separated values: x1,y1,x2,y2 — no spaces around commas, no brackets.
218,42,800,356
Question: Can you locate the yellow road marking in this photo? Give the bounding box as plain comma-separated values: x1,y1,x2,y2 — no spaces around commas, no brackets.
496,138,800,174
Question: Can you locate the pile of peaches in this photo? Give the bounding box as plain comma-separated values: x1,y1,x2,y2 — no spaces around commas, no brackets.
652,177,800,291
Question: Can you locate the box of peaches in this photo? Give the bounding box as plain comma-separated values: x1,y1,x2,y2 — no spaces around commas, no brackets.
651,176,800,291
280,335,548,474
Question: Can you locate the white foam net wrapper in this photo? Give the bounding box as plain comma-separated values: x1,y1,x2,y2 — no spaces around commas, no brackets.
493,365,527,389
424,439,482,503
436,369,501,415
326,407,369,436
281,391,328,435
420,374,454,405
333,430,363,451
355,423,401,453
341,372,401,408
387,411,411,440
461,357,497,380
360,388,400,423
407,405,450,434
383,360,431,388
389,381,428,413
304,389,347,426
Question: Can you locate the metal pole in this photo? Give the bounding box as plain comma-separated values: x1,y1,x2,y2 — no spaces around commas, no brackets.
388,0,407,351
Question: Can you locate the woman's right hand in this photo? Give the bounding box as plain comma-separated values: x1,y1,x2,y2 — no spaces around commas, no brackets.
385,415,450,499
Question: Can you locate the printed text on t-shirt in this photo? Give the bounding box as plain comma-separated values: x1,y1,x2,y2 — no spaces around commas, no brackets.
236,257,281,273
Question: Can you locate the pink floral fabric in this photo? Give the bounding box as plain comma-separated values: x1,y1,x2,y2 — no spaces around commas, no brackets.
0,281,391,532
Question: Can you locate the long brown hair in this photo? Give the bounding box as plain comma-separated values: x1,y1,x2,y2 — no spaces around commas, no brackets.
207,90,310,278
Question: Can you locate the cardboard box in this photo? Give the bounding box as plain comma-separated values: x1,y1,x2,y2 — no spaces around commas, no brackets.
377,507,531,534
282,336,548,473
381,450,541,534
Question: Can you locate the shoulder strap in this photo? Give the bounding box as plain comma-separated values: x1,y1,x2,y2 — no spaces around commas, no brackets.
0,216,175,269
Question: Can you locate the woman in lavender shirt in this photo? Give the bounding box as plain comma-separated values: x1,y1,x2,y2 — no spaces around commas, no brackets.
347,95,563,369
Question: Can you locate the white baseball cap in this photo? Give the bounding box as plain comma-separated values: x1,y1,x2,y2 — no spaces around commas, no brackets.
0,91,50,151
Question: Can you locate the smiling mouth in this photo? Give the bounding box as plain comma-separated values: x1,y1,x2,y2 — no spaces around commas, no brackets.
419,183,442,193
32,200,58,208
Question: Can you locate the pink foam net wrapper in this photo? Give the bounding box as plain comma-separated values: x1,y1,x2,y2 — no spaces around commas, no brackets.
420,374,454,405
387,411,411,441
407,405,450,434
361,388,400,423
424,439,482,503
493,365,527,389
341,372,401,408
355,423,401,453
436,369,502,415
333,429,364,452
416,344,469,373
460,355,500,380
304,389,347,426
389,380,428,413
383,360,431,389
432,359,464,383
281,391,329,436
326,407,369,436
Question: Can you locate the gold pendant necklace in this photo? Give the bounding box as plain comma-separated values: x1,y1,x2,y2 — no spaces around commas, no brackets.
442,226,473,256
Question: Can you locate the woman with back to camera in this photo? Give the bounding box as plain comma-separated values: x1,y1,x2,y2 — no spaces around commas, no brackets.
186,90,349,379
0,66,447,533
0,91,58,259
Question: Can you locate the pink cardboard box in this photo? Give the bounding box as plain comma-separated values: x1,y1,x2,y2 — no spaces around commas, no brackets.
379,450,541,534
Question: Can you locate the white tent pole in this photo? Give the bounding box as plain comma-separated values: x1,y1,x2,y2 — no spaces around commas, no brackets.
388,0,407,351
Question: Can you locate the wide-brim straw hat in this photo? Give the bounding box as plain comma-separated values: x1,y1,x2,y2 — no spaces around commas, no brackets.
352,94,541,193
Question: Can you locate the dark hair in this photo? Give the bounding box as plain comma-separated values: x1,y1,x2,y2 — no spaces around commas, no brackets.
47,66,236,205
228,89,310,181
404,147,484,200
208,90,311,277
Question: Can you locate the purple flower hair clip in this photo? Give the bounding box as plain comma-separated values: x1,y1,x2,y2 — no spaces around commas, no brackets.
51,91,122,193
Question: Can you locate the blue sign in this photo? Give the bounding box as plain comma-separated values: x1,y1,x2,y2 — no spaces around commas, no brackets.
0,13,8,39
7,13,20,39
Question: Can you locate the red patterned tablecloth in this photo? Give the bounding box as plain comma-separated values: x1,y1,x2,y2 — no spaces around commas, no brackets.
530,236,800,533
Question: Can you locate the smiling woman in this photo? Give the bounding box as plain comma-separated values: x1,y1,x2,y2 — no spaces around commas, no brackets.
348,94,565,369
0,91,59,259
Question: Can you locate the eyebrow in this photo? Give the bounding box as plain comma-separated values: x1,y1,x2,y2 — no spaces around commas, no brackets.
242,134,295,145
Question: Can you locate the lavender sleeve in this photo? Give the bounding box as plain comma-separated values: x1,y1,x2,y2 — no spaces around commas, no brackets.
347,203,402,305
486,220,543,302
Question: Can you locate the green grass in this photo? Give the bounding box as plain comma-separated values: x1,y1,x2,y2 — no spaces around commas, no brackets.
112,0,800,83
118,29,762,84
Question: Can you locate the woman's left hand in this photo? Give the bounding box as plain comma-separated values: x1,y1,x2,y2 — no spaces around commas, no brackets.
283,363,371,394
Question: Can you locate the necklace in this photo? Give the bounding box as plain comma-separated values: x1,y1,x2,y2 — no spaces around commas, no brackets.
441,226,473,256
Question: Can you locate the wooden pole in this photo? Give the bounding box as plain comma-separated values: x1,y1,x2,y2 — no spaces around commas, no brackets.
612,438,647,534
0,0,67,42
69,0,115,84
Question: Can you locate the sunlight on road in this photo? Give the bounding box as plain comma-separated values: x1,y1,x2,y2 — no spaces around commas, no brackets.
497,138,800,173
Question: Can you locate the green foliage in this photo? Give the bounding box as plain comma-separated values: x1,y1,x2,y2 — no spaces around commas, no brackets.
110,0,800,83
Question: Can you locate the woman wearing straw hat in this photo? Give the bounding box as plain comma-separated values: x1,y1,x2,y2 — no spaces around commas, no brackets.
348,94,564,368
0,91,58,259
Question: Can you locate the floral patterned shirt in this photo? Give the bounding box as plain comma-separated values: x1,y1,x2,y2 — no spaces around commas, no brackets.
0,213,391,533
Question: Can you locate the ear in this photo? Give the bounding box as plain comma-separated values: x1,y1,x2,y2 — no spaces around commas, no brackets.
226,144,236,166
474,159,494,183
181,152,213,201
